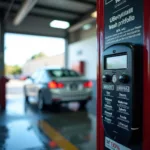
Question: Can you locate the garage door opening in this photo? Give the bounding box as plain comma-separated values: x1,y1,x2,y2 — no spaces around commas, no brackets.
4,33,65,113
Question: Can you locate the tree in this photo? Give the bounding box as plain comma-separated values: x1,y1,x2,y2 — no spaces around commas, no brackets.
31,52,46,60
12,65,22,74
5,65,22,75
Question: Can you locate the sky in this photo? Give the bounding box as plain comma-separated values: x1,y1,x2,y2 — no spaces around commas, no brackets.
4,33,65,67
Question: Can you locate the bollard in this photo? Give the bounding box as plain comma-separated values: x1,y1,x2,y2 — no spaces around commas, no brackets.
0,76,9,110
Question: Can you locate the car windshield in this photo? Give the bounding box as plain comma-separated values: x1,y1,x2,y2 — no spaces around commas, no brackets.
48,69,80,78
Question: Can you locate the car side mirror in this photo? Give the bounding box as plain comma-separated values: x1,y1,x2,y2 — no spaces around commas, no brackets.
27,76,34,82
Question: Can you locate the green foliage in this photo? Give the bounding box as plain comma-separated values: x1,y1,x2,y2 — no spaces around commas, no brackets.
31,52,46,60
5,65,22,75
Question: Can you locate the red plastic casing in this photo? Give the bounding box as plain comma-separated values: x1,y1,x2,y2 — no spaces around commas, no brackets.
97,0,150,149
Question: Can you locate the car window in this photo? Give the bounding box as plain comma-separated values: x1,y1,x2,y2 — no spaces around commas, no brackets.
39,71,49,82
48,69,80,78
31,71,39,79
36,70,43,82
31,70,43,83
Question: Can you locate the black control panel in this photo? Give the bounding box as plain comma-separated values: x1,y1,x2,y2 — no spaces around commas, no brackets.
102,44,143,147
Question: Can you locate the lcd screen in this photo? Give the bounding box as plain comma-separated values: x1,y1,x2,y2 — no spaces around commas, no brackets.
106,55,127,69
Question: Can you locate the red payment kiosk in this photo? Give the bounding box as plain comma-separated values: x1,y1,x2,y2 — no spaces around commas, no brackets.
97,0,150,149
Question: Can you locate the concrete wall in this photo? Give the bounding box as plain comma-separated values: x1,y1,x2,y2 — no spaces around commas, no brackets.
68,25,97,99
22,53,64,75
69,24,96,43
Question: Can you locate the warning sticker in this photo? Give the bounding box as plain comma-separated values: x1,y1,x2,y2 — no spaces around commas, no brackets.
104,0,143,48
105,137,131,150
105,0,113,5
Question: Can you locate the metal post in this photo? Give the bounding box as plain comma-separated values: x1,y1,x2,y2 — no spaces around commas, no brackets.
97,0,150,149
0,12,6,110
65,34,69,68
0,13,5,77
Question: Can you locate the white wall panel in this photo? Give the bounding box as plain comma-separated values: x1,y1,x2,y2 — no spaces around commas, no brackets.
68,36,97,80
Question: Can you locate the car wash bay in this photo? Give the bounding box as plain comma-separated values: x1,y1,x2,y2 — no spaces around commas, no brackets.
1,80,96,150
0,0,97,149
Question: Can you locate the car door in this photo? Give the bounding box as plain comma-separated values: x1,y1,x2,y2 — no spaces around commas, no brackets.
31,70,43,99
25,70,40,97
36,70,51,102
33,70,50,101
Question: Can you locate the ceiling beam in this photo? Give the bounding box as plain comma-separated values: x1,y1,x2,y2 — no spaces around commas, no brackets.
35,5,84,16
13,0,38,25
0,1,85,16
4,0,15,22
0,1,80,22
8,10,73,23
68,17,95,32
29,13,73,23
6,30,66,38
68,8,96,32
71,0,96,6
71,7,95,24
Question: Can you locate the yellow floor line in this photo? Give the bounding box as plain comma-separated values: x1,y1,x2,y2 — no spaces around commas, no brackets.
39,120,78,150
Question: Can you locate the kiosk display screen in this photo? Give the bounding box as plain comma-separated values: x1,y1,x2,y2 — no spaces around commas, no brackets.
106,54,127,69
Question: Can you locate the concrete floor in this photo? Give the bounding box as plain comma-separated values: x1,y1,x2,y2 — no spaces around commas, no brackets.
0,80,96,150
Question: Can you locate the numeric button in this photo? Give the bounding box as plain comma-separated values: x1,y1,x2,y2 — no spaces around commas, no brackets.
119,74,129,83
103,75,112,83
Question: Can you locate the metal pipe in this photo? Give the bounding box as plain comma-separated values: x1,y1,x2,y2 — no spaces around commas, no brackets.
13,0,38,26
4,0,15,22
68,17,95,32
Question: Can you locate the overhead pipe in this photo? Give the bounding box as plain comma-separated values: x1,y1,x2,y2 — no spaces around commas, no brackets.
68,9,96,32
13,0,38,26
68,17,95,32
4,0,16,22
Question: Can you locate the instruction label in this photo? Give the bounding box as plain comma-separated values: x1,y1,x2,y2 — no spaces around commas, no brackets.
104,0,143,48
105,137,131,150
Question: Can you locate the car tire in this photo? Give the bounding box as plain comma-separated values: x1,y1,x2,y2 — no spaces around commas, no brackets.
38,92,46,111
51,103,60,112
25,95,29,103
79,101,87,110
24,87,29,103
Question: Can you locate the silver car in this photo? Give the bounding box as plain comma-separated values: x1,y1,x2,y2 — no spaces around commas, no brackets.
24,67,93,110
